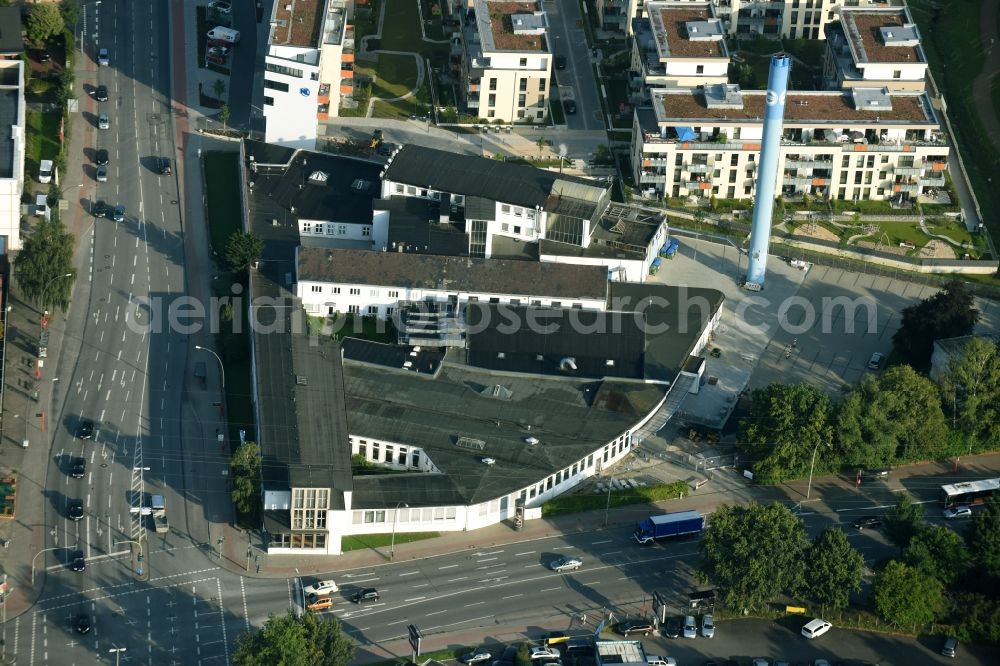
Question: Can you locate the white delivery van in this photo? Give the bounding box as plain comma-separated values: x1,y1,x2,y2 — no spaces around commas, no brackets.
39,159,53,183
207,26,240,43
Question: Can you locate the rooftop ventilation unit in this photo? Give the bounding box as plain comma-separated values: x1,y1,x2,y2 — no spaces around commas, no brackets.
559,357,578,371
308,171,328,183
456,437,486,451
524,437,539,445
295,375,307,386
479,384,513,400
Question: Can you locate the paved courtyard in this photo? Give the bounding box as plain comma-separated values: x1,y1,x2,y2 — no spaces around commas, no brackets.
650,236,1000,427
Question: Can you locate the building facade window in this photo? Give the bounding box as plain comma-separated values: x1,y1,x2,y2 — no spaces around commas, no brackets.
290,487,329,531
263,78,290,93
265,63,304,78
488,94,496,106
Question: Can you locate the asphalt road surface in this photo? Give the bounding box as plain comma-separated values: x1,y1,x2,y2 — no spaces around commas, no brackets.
545,0,603,131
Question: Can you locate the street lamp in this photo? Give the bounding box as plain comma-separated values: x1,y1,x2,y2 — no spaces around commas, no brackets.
39,272,73,331
31,547,62,585
389,501,409,560
108,646,126,666
115,539,146,575
194,345,225,390
805,441,830,500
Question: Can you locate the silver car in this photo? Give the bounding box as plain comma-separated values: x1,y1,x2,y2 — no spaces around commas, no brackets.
98,113,109,130
550,556,582,572
96,164,108,182
682,615,697,638
701,613,715,638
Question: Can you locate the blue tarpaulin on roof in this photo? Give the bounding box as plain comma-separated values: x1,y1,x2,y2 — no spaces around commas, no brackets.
675,126,696,141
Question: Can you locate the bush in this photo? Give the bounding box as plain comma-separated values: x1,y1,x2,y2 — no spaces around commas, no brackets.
541,481,689,517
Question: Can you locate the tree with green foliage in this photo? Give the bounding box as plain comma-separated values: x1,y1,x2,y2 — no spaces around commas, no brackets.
874,560,943,628
219,103,231,129
213,78,226,100
698,503,808,612
953,592,1000,644
905,525,967,586
231,442,262,515
965,495,1000,584
836,365,949,466
515,642,531,666
14,217,76,311
59,0,81,31
940,336,1000,447
892,282,979,367
801,527,864,610
883,493,925,551
740,383,833,483
26,3,65,45
225,231,263,273
232,610,354,666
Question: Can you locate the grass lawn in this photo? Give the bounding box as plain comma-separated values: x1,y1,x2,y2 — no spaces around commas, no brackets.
308,314,397,343
380,0,443,58
870,221,936,248
907,0,1000,247
25,109,61,172
341,531,439,552
369,54,419,99
203,152,242,256
923,218,978,247
541,481,689,517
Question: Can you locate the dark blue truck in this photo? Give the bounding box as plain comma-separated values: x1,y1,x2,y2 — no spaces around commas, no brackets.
633,510,704,545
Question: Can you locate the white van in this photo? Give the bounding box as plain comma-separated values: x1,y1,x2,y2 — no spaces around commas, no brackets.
207,26,240,43
801,618,832,639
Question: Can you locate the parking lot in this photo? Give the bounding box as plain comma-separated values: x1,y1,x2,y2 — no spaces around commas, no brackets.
651,236,1000,426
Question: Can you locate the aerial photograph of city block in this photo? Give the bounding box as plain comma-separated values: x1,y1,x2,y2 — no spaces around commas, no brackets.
0,0,998,664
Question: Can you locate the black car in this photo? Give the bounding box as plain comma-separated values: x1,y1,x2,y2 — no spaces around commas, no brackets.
77,420,95,439
37,50,51,63
618,620,653,637
95,85,108,102
564,100,577,114
851,515,883,530
554,55,567,70
70,550,86,572
95,149,109,166
499,645,518,664
71,457,86,478
67,499,84,521
352,587,379,604
157,157,172,175
663,617,682,638
75,613,91,634
92,200,108,218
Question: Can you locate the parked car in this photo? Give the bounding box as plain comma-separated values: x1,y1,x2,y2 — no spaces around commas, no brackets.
564,100,577,114
554,55,566,70
77,420,95,439
37,50,51,63
801,618,832,639
683,615,697,638
851,515,882,530
95,84,108,101
941,635,958,657
461,649,493,665
208,46,230,57
96,165,108,182
701,613,715,638
95,149,109,166
351,587,379,603
71,457,86,478
550,556,582,572
618,620,653,637
209,1,232,13
662,617,681,638
97,48,109,66
303,580,338,597
943,506,972,520
157,157,172,175
75,613,91,634
645,656,676,666
112,205,125,222
70,550,86,572
98,113,110,130
92,200,108,218
67,499,84,521
529,647,560,660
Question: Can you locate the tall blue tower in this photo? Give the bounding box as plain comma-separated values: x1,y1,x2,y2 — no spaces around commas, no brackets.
744,55,791,289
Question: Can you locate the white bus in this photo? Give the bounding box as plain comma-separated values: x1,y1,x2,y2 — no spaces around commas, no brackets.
940,477,1000,508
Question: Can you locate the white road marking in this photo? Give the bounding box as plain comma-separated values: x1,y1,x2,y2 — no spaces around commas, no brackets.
403,597,426,602
438,564,459,570
446,577,468,582
515,551,536,556
591,539,612,545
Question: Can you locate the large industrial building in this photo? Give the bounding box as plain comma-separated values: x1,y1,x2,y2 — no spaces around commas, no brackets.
459,0,553,123
261,0,353,149
0,57,24,252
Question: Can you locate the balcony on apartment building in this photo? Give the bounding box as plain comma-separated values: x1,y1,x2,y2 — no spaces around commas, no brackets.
317,102,330,121
639,170,667,183
469,78,481,93
685,178,713,191
784,157,834,169
892,177,920,194
318,83,331,105
468,92,480,109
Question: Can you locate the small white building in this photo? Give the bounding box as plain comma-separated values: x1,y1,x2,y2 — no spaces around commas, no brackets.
823,6,928,93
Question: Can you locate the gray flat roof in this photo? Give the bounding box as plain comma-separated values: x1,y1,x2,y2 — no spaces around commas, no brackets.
0,89,16,179
345,364,666,507
251,267,353,491
0,8,23,54
245,141,382,225
375,196,470,256
384,144,606,211
297,246,609,301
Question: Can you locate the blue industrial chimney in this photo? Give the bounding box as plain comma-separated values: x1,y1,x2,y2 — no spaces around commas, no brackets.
744,54,791,289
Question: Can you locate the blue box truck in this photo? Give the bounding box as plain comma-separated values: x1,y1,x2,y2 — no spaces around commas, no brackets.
633,510,704,545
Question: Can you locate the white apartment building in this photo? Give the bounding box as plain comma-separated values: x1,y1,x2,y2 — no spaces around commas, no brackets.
631,1,730,95
0,59,24,252
631,85,949,203
460,0,552,123
295,246,611,319
262,0,353,149
597,0,638,34
823,6,927,93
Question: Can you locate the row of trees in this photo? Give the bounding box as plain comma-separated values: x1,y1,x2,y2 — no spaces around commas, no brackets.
699,497,1000,642
742,335,999,483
